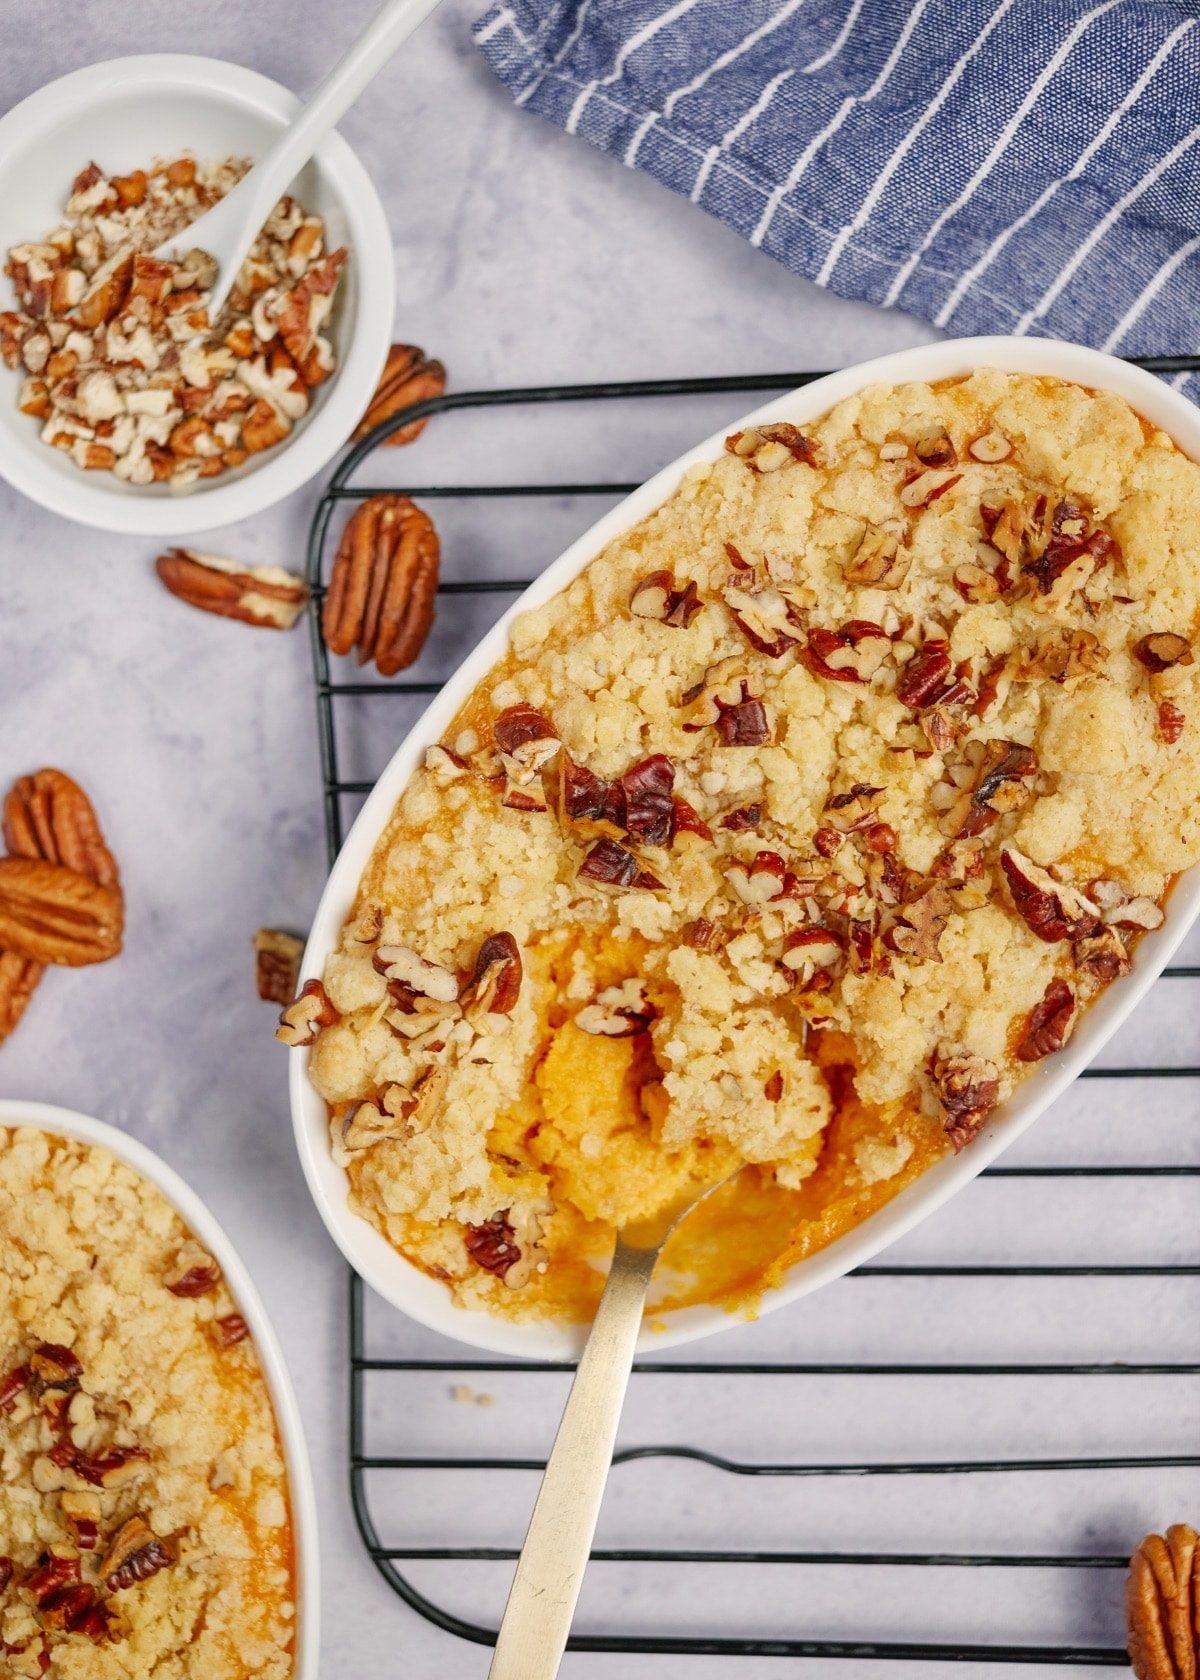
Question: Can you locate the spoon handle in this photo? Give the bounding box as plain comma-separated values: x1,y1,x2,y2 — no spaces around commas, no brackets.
488,1238,658,1680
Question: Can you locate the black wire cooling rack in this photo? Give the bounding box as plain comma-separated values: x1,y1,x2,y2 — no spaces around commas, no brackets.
304,359,1200,1668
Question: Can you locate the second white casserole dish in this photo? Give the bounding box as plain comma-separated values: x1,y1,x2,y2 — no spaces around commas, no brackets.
291,334,1200,1361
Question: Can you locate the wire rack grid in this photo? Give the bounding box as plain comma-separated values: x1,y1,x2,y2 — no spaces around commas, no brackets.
303,359,1200,1670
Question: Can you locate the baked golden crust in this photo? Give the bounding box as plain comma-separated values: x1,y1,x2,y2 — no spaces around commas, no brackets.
304,368,1200,1322
0,1127,294,1678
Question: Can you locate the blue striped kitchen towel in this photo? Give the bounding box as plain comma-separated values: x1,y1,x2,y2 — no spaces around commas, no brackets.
474,0,1200,391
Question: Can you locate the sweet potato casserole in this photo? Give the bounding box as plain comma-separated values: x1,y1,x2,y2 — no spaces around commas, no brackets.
0,1127,294,1677
289,369,1200,1323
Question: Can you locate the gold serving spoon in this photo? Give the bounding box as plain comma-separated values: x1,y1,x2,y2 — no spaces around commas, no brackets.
488,1171,740,1680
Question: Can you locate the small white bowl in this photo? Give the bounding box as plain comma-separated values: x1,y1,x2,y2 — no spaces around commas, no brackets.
0,1098,319,1679
291,335,1200,1361
0,54,394,536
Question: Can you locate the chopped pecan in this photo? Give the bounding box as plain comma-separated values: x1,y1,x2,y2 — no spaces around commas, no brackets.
721,565,800,657
822,784,884,835
0,1363,31,1413
557,753,626,830
932,1045,1000,1151
914,424,957,468
0,858,123,967
845,525,910,589
1073,926,1130,984
165,1246,221,1297
374,945,460,1003
1012,629,1108,684
353,342,446,445
465,1211,521,1280
276,977,340,1045
716,698,770,746
682,918,717,949
1126,1523,1199,1680
936,740,1038,840
804,621,891,684
60,1491,101,1552
254,929,305,1005
40,1583,98,1632
213,1314,250,1348
896,642,951,709
575,978,652,1036
273,248,346,378
953,561,1002,604
1135,632,1193,673
466,932,522,1016
27,1550,80,1605
885,882,955,963
621,755,675,846
578,838,662,891
968,430,1012,462
1016,977,1075,1061
29,1344,82,1390
681,658,765,731
721,803,762,831
726,851,787,905
629,570,703,627
100,1516,176,1592
899,467,961,507
1159,700,1186,744
726,422,817,472
155,548,309,631
780,926,845,978
323,496,440,675
1001,848,1100,943
1023,499,1116,599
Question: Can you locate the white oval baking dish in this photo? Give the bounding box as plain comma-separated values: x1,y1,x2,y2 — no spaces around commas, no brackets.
0,1098,319,1678
291,334,1200,1361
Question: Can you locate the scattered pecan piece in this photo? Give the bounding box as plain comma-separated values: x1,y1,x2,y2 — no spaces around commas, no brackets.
716,698,770,746
896,642,951,709
682,918,717,950
575,978,652,1037
155,549,309,630
557,753,625,830
0,1362,31,1413
27,1549,80,1605
465,1212,521,1280
40,1582,98,1632
1073,926,1130,984
726,851,787,905
721,803,761,831
899,467,961,508
629,570,703,627
276,977,340,1045
780,926,846,979
352,342,446,445
465,933,522,1016
804,621,891,684
165,1246,221,1297
69,1446,150,1489
721,564,800,657
578,838,662,891
494,704,561,810
1001,848,1100,943
273,248,346,380
1012,629,1108,684
99,1516,176,1592
374,945,460,1003
845,525,910,589
1135,632,1194,673
213,1313,250,1348
932,1045,1000,1151
323,495,440,675
726,422,817,472
914,424,957,468
822,784,885,835
0,858,123,967
935,740,1038,840
1126,1523,1199,1680
1016,977,1075,1061
1023,499,1116,599
886,882,955,963
621,755,676,846
254,929,305,1005
1159,700,1186,744
29,1344,82,1390
681,659,765,731
968,430,1012,462
60,1491,101,1553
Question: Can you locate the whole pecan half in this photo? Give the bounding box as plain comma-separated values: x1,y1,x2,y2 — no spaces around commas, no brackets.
467,932,522,1015
1126,1523,1199,1680
155,549,309,630
323,495,440,676
4,769,120,891
0,858,123,967
352,342,446,445
99,1515,176,1593
0,949,43,1046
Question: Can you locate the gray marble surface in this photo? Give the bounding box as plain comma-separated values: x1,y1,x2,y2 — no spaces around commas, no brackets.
2,3,1197,1676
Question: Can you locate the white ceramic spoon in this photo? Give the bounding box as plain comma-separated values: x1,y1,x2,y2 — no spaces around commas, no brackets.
488,1173,740,1680
154,0,442,317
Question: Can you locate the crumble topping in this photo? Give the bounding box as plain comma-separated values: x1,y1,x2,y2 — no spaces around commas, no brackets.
298,368,1200,1321
0,1127,294,1677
